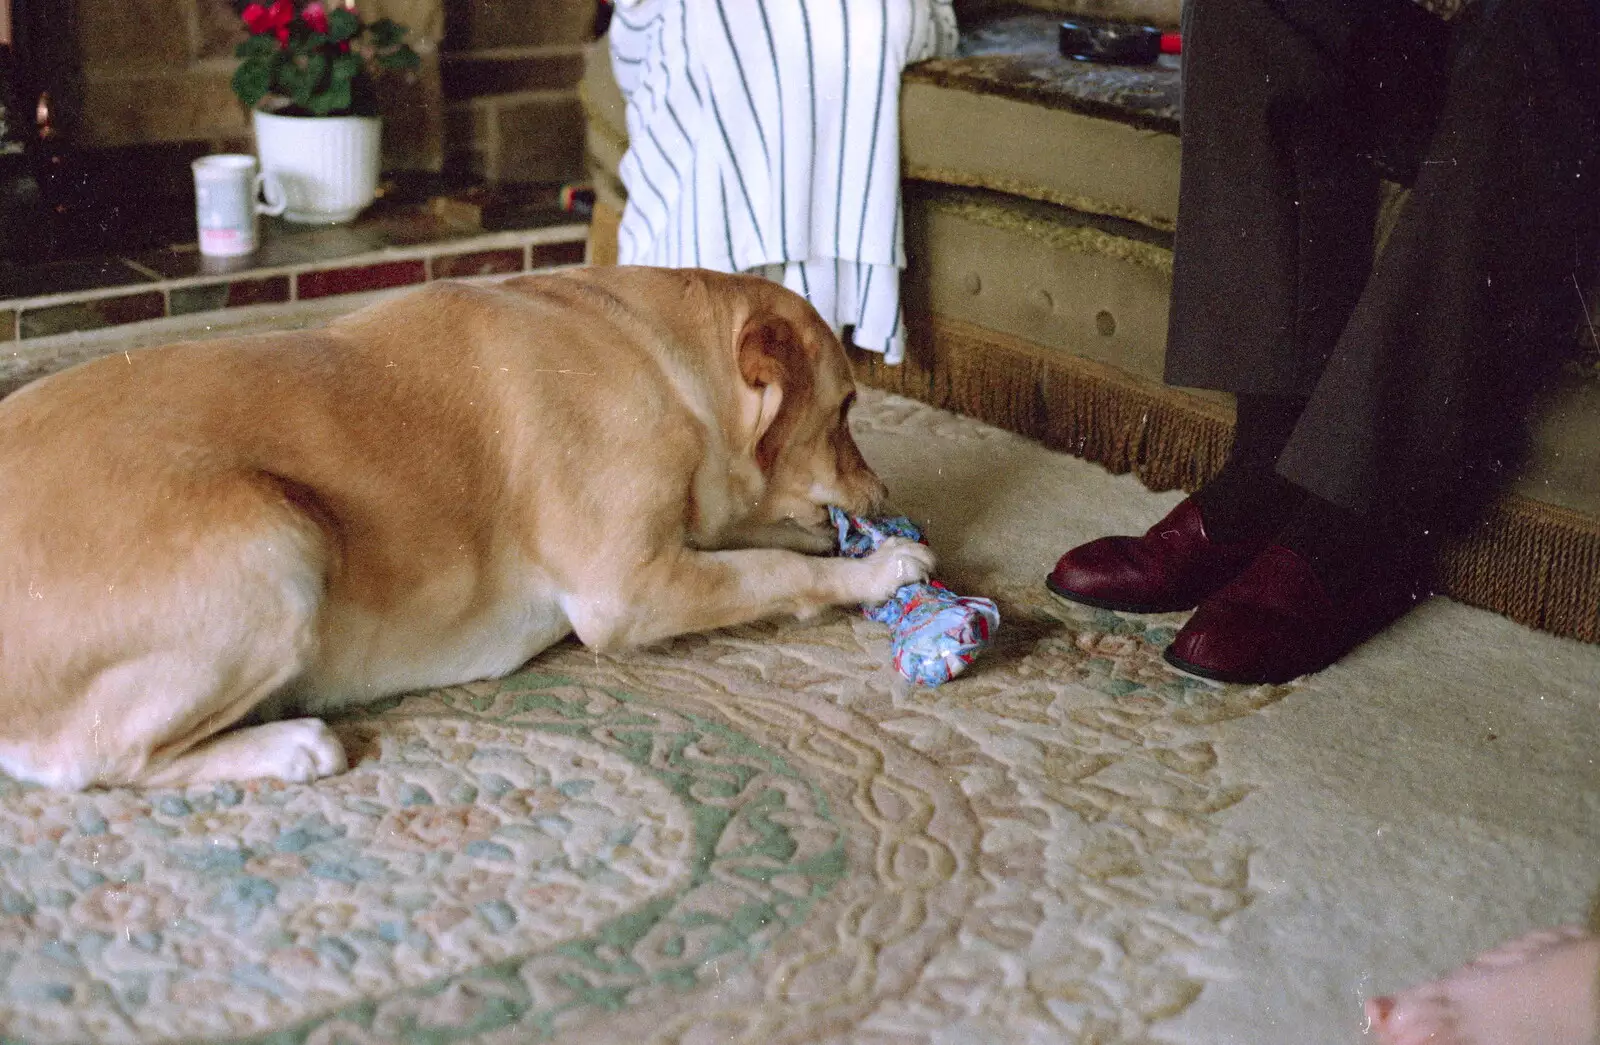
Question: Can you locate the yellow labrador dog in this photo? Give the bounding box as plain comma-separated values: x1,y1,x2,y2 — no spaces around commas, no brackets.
0,266,932,791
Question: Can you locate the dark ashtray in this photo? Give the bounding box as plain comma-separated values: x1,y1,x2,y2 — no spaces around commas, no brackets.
1059,17,1167,65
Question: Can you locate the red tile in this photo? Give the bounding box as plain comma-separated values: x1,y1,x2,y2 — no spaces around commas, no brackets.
429,249,525,280
297,260,428,300
528,240,586,270
92,292,166,326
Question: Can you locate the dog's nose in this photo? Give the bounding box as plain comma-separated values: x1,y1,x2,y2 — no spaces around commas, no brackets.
835,428,889,514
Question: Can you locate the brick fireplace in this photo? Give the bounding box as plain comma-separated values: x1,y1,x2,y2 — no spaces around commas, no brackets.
0,0,595,262
0,0,593,187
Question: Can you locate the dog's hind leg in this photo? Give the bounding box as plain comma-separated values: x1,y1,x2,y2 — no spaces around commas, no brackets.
0,489,345,791
116,520,345,790
0,626,343,791
136,717,346,789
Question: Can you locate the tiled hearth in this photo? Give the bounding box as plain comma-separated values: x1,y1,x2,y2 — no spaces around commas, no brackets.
0,183,588,344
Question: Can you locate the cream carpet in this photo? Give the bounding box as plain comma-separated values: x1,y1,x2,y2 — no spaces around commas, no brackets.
1,320,1597,1043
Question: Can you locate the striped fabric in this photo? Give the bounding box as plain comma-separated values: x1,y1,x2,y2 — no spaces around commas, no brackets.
608,0,958,364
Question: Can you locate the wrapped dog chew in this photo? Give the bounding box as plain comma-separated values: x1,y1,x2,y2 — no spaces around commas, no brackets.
830,508,1000,686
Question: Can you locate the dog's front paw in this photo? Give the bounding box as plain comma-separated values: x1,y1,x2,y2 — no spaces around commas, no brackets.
852,537,936,603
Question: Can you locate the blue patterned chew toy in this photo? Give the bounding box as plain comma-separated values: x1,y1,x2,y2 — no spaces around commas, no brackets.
830,508,1000,687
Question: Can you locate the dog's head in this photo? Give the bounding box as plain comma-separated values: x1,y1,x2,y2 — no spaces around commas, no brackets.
735,284,887,536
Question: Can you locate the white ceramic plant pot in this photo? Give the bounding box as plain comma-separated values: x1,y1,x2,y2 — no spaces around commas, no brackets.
252,109,381,224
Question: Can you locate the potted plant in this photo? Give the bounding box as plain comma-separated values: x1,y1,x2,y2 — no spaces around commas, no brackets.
232,1,419,223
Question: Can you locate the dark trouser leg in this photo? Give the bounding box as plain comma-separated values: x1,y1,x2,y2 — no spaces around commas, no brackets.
1166,0,1454,546
1277,0,1600,528
1164,0,1452,396
1192,394,1307,542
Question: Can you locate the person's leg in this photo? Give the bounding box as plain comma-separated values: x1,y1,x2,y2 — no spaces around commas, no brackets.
1167,0,1453,542
1268,0,1600,608
1046,0,1444,615
1166,0,1389,397
1191,393,1306,543
1164,0,1600,683
1277,0,1600,535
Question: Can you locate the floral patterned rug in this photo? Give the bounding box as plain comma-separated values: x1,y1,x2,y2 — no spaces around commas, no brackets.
2,386,1596,1045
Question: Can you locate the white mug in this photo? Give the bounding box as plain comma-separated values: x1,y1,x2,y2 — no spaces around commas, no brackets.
192,154,287,257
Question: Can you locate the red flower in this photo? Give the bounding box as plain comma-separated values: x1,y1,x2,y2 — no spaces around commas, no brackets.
241,0,294,35
302,2,329,34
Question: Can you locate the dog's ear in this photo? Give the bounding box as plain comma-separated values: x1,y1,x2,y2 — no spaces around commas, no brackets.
737,314,815,472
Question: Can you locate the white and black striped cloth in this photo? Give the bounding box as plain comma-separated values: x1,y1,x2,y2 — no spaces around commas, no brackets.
608,0,958,363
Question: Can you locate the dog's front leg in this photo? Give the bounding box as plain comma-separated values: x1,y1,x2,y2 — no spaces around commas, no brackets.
563,539,934,651
707,518,837,555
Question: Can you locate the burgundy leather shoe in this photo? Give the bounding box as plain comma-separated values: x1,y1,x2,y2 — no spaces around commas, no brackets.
1046,497,1271,614
1163,544,1424,685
